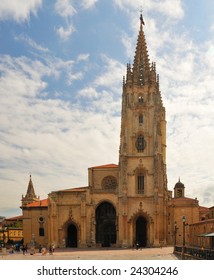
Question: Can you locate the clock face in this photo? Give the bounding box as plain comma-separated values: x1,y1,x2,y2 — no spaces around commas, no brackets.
136,135,146,152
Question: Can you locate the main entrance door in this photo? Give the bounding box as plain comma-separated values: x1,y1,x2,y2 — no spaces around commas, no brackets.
136,216,147,247
67,224,77,247
96,202,116,247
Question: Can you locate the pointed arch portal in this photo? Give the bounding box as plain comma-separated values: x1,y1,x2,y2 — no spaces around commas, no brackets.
96,202,116,247
67,224,77,247
136,216,147,247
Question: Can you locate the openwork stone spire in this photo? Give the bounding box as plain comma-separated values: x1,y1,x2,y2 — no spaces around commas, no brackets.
132,13,150,85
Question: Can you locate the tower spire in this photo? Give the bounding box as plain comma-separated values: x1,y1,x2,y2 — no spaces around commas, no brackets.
26,174,36,198
21,174,39,206
132,12,150,85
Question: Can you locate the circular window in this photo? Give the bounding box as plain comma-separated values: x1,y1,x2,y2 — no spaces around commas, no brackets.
38,216,44,223
102,176,117,190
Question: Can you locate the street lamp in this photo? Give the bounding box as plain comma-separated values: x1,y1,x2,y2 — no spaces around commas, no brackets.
32,233,35,246
181,215,186,260
1,226,8,248
173,221,178,253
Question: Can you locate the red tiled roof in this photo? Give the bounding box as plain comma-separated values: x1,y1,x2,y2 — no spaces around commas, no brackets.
26,199,48,208
6,215,23,221
90,163,118,169
56,186,88,193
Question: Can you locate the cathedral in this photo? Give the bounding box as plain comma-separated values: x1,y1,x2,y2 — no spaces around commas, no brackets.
21,14,210,249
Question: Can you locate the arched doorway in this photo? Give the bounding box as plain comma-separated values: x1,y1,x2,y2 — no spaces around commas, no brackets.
96,202,116,247
67,224,77,247
136,216,147,247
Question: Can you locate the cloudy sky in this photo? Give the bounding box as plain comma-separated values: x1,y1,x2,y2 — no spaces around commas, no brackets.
1,0,214,218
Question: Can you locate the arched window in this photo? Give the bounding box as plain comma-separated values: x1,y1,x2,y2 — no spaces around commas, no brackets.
139,114,143,125
39,227,44,236
135,135,146,152
137,175,144,194
138,96,144,103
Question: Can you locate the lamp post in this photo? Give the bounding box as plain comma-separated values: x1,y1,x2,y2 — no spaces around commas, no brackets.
1,226,8,248
173,221,178,253
181,215,186,260
32,233,35,247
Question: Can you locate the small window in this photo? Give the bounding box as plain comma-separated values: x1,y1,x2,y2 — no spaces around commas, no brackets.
139,114,143,125
138,175,144,194
177,189,182,197
39,227,44,236
138,96,144,103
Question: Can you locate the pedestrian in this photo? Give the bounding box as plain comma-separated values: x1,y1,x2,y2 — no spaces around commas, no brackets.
38,244,42,253
10,245,14,254
52,243,55,253
136,242,139,250
25,244,28,253
49,244,53,255
41,247,47,255
21,245,26,255
30,246,35,255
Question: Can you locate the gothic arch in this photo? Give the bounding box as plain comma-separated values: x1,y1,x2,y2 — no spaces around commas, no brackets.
95,201,117,247
95,199,117,210
62,218,80,248
129,210,154,248
128,209,153,224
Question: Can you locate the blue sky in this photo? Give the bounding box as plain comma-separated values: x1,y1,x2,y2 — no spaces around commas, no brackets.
1,0,214,218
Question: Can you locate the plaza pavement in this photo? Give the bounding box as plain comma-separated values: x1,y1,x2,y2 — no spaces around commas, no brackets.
0,246,178,260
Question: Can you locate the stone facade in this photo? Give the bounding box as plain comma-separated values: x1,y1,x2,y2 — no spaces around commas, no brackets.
21,14,213,249
189,218,214,249
22,199,48,247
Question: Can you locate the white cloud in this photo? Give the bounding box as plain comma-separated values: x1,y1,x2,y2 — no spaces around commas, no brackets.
55,25,75,41
77,53,90,62
81,0,98,10
159,38,214,204
15,34,49,52
54,0,98,40
0,0,42,22
78,87,99,99
0,52,121,214
54,0,76,18
155,0,184,19
93,54,125,88
113,0,184,19
54,0,76,40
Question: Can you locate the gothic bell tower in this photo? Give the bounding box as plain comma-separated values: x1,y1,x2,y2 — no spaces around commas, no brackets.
118,14,168,247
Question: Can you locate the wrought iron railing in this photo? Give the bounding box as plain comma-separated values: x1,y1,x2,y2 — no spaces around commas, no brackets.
174,246,214,260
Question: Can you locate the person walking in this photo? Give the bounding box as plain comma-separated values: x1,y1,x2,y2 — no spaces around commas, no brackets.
21,245,26,255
